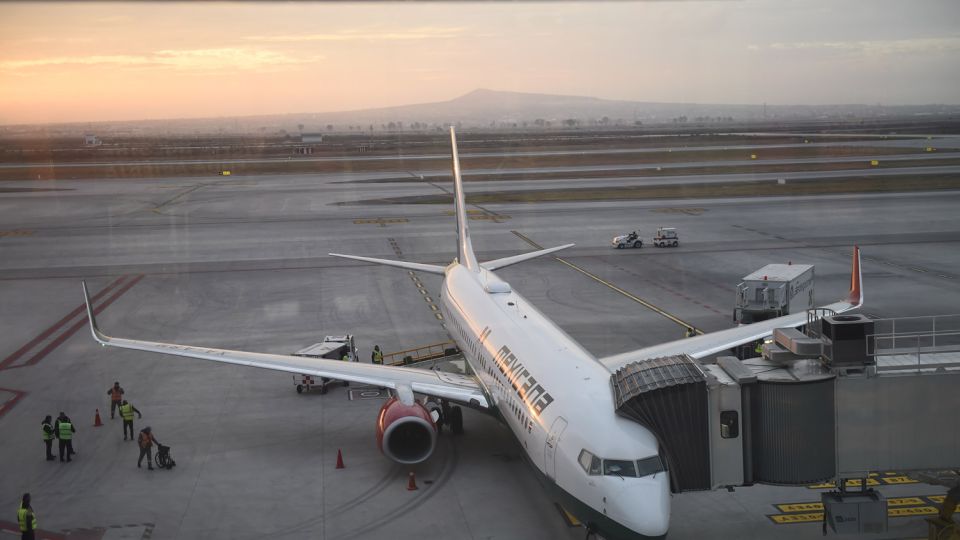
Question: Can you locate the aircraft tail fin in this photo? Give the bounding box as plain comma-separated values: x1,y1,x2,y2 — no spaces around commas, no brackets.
450,128,480,271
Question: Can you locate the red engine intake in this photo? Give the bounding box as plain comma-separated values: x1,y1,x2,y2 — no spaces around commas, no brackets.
376,396,438,464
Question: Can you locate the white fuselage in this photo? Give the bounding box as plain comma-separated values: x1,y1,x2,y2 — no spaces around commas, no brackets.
439,264,671,538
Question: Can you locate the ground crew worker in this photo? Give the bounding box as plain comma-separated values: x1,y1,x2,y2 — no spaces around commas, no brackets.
106,381,124,419
684,326,695,338
119,400,142,441
41,415,54,461
754,340,763,356
138,427,161,470
17,493,37,540
371,345,383,365
55,412,75,462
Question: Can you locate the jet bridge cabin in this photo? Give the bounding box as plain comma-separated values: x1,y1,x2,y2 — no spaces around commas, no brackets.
611,313,960,495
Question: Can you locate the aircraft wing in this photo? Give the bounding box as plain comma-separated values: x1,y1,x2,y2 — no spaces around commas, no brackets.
600,246,863,371
81,283,488,410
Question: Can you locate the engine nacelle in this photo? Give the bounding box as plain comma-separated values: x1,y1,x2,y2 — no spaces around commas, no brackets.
376,396,437,464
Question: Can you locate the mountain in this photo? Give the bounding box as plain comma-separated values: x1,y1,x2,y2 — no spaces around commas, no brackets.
6,89,958,135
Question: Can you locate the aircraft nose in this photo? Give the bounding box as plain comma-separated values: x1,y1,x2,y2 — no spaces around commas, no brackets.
610,474,671,538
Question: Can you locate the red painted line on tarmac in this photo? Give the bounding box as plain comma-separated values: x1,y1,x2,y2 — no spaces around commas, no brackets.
0,387,28,419
0,519,69,539
0,276,129,370
10,274,146,369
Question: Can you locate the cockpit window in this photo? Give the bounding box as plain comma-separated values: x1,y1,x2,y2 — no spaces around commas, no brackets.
578,449,602,475
603,459,637,478
636,455,666,477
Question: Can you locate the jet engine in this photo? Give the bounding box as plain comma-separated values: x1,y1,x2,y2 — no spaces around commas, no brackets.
376,395,438,464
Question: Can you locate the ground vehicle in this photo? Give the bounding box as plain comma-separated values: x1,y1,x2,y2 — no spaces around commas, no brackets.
653,227,679,247
611,231,643,249
291,335,357,393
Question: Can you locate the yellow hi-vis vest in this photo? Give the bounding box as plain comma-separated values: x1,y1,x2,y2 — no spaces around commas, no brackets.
120,403,135,421
17,507,37,532
42,422,53,441
373,350,383,364
58,421,73,440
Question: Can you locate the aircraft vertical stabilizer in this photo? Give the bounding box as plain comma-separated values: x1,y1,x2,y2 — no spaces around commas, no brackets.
449,128,480,271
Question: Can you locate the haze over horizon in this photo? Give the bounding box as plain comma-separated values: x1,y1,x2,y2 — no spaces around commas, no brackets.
2,1,959,125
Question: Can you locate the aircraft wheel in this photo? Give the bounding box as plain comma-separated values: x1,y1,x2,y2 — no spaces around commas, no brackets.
450,406,464,435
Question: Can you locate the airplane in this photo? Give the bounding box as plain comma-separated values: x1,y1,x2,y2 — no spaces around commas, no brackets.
82,127,863,540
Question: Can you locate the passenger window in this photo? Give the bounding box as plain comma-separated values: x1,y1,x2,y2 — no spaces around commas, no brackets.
636,455,666,477
720,410,739,439
603,459,637,478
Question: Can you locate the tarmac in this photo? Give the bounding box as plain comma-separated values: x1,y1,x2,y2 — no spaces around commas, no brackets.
1,136,959,539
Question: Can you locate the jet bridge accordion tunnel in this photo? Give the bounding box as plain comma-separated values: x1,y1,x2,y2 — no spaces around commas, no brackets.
612,354,836,493
612,313,960,495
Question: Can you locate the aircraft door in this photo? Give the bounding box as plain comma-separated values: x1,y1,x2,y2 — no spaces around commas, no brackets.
544,416,568,480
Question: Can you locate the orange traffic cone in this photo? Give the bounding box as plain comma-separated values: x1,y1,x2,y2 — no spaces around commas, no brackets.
335,449,345,469
94,408,103,427
407,471,418,491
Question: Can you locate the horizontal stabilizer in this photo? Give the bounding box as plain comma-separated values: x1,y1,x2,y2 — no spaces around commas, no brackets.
481,243,575,271
329,253,446,275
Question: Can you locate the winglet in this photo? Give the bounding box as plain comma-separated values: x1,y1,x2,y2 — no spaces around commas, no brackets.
846,245,863,306
81,281,109,345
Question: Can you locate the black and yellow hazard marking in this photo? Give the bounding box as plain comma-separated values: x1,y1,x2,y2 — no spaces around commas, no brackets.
511,230,704,335
769,494,953,525
354,217,409,227
0,229,34,238
807,473,918,490
889,506,938,517
775,502,825,513
554,503,583,527
776,497,926,514
769,513,823,524
928,495,960,511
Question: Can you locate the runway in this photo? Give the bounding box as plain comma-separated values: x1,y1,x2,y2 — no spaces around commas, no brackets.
1,143,959,538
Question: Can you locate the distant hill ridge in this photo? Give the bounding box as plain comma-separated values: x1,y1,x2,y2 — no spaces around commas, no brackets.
5,88,958,133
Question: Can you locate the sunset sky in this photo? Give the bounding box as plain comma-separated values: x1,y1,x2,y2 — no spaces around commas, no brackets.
1,1,958,125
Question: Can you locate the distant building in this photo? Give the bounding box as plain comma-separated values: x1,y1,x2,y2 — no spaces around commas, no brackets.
83,134,102,146
300,133,324,143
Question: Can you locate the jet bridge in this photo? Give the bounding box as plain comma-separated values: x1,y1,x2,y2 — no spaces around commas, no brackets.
611,313,960,499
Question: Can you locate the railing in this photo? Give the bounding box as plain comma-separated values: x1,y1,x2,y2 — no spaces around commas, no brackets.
383,341,459,366
804,307,837,339
865,314,960,372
